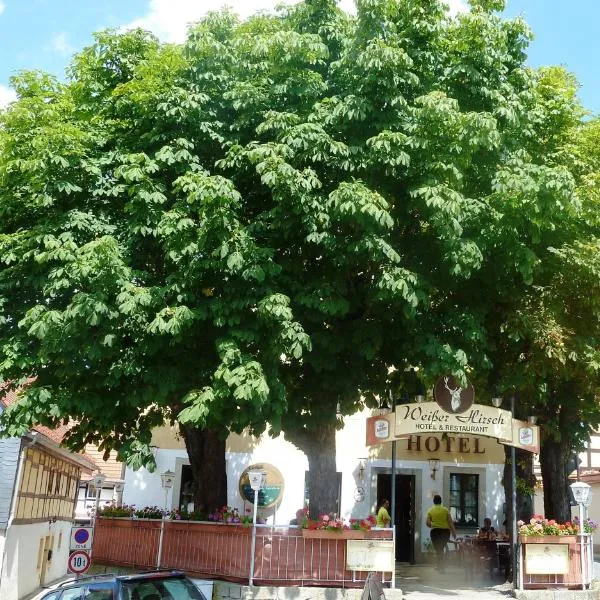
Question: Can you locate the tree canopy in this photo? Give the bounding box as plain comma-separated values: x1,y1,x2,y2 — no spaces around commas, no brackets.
1,0,598,516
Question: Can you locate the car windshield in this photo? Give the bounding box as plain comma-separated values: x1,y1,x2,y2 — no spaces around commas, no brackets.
121,577,206,600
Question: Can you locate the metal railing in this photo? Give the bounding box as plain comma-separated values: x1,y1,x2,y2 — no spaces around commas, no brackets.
92,518,394,587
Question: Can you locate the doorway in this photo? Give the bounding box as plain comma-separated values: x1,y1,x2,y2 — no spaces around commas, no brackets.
39,535,53,586
377,474,415,562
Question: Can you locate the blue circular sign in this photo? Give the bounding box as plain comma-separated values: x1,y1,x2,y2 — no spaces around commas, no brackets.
74,529,90,544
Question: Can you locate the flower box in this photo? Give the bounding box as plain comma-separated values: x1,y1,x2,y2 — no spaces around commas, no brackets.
301,529,368,539
519,535,577,544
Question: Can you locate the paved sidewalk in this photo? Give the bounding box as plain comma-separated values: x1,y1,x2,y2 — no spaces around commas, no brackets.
395,563,515,600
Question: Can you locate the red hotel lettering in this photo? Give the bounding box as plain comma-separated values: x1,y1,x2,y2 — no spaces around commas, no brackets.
406,435,486,454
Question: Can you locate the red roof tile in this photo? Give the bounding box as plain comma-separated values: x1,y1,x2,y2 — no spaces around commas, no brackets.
1,382,97,469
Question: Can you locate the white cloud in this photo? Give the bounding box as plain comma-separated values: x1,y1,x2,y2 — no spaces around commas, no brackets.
51,32,75,57
123,0,352,44
444,0,470,16
0,84,16,109
124,0,468,44
0,2,5,17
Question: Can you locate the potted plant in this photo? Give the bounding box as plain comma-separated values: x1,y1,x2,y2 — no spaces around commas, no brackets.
518,515,579,543
301,513,377,539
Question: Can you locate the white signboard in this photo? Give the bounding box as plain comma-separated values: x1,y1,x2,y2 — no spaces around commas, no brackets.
395,402,513,441
374,419,390,440
70,526,93,550
346,540,395,572
525,544,569,575
68,550,91,574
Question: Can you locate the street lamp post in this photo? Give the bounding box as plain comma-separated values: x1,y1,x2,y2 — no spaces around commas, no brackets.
510,395,518,588
491,394,519,587
248,469,266,586
91,472,106,527
570,480,592,589
160,470,175,511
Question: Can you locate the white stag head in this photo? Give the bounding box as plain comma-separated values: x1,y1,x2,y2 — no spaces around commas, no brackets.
444,377,463,412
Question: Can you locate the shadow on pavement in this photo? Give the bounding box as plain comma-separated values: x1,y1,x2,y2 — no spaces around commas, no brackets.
395,563,514,599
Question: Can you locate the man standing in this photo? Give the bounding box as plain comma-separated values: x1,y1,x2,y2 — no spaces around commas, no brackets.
426,495,456,572
376,499,391,528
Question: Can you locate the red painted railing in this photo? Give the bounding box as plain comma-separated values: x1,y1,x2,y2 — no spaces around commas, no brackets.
93,519,393,587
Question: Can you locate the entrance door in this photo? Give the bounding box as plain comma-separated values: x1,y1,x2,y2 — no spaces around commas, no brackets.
377,474,415,563
39,535,53,586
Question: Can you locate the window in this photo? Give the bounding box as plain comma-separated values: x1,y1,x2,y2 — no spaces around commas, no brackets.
178,464,194,511
41,593,61,600
85,587,114,600
449,473,478,527
61,588,84,600
122,579,205,600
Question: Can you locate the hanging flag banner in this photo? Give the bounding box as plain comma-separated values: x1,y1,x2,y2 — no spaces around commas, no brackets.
365,413,395,447
499,418,540,454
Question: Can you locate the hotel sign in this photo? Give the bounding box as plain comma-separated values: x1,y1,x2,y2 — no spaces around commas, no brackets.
395,402,513,441
365,376,540,453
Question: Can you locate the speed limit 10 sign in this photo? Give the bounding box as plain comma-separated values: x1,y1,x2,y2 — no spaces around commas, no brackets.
68,550,91,574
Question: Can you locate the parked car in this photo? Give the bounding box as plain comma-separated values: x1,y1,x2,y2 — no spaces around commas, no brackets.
38,570,208,600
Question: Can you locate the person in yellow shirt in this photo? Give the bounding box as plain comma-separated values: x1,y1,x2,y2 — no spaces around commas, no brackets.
376,499,391,528
426,495,456,573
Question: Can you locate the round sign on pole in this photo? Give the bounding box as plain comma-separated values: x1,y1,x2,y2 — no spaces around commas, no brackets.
68,550,91,574
70,526,93,550
74,529,90,545
239,463,284,508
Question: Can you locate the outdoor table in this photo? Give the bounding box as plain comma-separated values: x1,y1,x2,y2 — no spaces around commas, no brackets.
461,537,510,579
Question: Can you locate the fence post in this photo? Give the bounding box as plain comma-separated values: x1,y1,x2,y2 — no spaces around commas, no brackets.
156,519,165,569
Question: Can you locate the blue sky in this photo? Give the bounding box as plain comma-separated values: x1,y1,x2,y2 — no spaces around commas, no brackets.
0,0,598,114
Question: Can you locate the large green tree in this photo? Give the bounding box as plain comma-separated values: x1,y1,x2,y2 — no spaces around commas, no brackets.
1,0,597,517
478,71,600,521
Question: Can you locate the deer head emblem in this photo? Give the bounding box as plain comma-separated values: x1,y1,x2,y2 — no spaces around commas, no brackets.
444,377,463,412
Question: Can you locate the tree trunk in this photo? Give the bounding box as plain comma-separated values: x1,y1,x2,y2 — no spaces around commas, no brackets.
502,445,536,523
286,422,338,519
540,437,572,521
179,424,227,512
502,445,536,582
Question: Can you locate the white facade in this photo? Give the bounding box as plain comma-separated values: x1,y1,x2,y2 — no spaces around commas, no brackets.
123,411,507,562
0,519,72,600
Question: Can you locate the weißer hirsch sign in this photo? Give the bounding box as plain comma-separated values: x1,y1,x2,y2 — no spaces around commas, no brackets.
395,403,513,441
366,375,540,454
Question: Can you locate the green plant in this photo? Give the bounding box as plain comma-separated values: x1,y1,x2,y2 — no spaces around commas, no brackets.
134,506,166,519
349,516,377,531
518,515,578,536
97,503,135,518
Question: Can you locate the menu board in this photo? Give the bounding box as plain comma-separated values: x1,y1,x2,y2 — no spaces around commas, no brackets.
525,544,569,575
346,540,395,572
